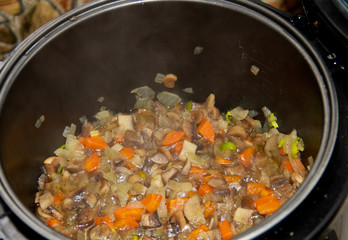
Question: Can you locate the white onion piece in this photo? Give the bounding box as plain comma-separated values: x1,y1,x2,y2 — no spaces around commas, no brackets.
156,91,182,108
182,87,194,94
230,106,249,121
131,86,155,99
154,73,165,84
62,123,76,137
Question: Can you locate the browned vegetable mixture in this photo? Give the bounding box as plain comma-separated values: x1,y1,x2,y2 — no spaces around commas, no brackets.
35,87,310,240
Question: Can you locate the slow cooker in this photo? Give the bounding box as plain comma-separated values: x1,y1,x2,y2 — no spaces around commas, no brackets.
0,0,347,239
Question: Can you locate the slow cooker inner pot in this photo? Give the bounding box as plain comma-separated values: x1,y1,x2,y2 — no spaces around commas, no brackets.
0,1,324,216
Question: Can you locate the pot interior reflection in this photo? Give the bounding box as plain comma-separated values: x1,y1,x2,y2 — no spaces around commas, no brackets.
0,0,336,239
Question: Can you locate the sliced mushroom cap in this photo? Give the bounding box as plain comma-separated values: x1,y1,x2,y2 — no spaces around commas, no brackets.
158,146,173,161
181,158,191,176
213,185,231,197
190,110,207,125
141,212,161,228
227,125,247,140
90,224,111,240
150,152,169,165
77,206,99,226
172,209,187,230
39,191,54,210
44,157,60,176
270,175,289,189
264,135,280,158
208,177,227,188
161,167,179,185
61,198,75,211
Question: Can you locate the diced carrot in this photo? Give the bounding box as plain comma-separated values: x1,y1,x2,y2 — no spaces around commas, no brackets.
280,146,287,155
101,215,117,233
215,157,233,165
82,135,108,150
124,160,137,172
197,119,215,143
188,190,197,197
114,206,143,221
218,220,233,240
120,147,136,160
204,200,217,218
283,160,294,173
260,188,275,197
94,216,103,225
247,182,266,195
84,152,100,172
162,131,186,146
167,198,189,213
114,217,139,230
187,225,210,240
198,184,214,196
174,140,184,154
190,166,207,175
47,219,61,228
246,136,252,142
255,196,281,215
223,174,242,184
141,193,163,213
238,146,255,168
77,136,85,144
52,193,65,206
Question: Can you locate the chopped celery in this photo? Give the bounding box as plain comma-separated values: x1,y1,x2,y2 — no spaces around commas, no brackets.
132,235,139,240
292,137,301,158
278,138,284,148
138,170,147,178
225,111,233,124
186,100,193,111
220,141,237,152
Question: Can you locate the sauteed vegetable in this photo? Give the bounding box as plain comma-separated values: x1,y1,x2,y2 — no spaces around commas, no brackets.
35,87,309,239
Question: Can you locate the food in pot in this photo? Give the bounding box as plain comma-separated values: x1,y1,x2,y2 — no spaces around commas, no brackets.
35,87,309,239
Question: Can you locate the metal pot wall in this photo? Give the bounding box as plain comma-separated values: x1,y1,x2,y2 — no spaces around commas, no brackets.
0,0,338,239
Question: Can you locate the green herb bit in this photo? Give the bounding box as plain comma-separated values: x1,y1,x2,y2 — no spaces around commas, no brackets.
60,144,66,149
225,111,233,124
291,137,301,158
138,170,147,178
132,235,139,240
186,100,193,111
269,113,279,128
220,141,237,152
56,165,63,173
278,138,285,148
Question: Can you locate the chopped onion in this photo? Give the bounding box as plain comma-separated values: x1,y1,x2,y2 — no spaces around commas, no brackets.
248,109,259,118
62,123,76,137
166,180,193,192
250,64,260,76
182,87,194,94
230,106,249,121
131,86,155,99
193,46,203,55
95,110,110,121
154,73,165,84
103,172,117,183
35,115,45,128
156,91,182,108
97,96,105,103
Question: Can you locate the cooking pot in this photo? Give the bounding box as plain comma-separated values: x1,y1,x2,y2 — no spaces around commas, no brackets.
0,0,338,239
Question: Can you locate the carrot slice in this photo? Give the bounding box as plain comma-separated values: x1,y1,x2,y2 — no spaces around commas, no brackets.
120,147,136,160
218,220,233,240
141,193,163,213
82,135,107,150
190,166,207,175
47,219,61,228
280,146,287,155
84,152,100,172
94,216,103,225
223,174,242,184
247,182,266,195
101,215,117,233
283,160,294,173
198,184,214,196
215,157,233,165
238,146,255,168
255,196,281,215
174,140,184,154
204,200,217,218
197,119,215,143
167,198,189,213
52,193,65,206
187,225,210,240
114,217,139,229
260,188,275,197
162,131,186,146
114,206,143,221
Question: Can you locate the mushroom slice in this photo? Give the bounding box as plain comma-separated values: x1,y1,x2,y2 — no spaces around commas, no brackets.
161,167,179,185
172,209,186,230
141,212,161,228
39,191,54,210
90,224,111,240
208,177,227,188
150,152,169,165
227,125,247,140
184,194,206,226
44,157,60,176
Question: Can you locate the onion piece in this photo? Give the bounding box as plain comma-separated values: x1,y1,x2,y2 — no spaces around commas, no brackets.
156,91,182,108
154,73,165,84
230,106,249,121
182,87,194,94
63,123,76,137
131,86,155,99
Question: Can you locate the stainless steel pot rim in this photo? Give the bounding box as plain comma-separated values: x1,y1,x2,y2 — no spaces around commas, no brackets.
0,0,338,239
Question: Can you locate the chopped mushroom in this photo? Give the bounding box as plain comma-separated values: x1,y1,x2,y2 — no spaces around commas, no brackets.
227,125,247,140
141,212,161,227
208,177,227,188
162,74,178,88
150,152,169,165
39,191,54,210
90,224,111,240
44,157,61,176
184,194,206,227
172,209,187,230
161,167,179,185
